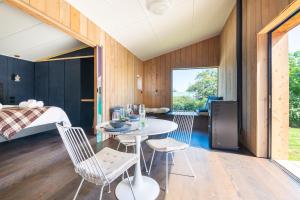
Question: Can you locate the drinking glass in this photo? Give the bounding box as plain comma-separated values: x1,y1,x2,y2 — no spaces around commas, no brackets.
139,104,146,128
112,111,120,121
126,104,133,116
119,108,126,120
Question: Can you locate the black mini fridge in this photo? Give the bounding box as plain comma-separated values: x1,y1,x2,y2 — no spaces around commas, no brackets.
208,101,239,150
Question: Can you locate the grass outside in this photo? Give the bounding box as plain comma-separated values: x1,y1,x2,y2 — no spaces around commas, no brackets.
289,128,300,160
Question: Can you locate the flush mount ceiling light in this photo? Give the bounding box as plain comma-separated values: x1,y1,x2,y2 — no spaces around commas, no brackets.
146,0,171,15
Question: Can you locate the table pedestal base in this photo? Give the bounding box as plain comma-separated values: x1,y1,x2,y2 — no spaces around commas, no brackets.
115,176,160,200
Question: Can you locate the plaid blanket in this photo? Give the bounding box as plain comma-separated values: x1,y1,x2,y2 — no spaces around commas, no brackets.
0,107,49,140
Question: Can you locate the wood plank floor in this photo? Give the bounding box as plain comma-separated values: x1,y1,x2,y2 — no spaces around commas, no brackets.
0,130,299,200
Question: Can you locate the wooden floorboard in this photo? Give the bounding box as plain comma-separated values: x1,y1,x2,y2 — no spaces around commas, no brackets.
0,130,299,200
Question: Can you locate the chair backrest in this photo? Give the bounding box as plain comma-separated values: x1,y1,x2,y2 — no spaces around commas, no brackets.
168,111,195,145
56,124,108,184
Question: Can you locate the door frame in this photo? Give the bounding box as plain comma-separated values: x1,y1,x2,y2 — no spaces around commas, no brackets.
267,10,300,159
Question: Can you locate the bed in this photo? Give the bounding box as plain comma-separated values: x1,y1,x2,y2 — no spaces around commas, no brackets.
0,106,71,143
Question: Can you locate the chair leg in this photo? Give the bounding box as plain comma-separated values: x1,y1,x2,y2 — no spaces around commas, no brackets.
122,146,128,180
165,153,169,193
183,151,196,178
148,150,156,176
73,178,84,200
117,142,121,151
99,185,105,200
140,146,148,173
126,170,136,200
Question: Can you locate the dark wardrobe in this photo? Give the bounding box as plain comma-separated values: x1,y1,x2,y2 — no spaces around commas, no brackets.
34,57,94,127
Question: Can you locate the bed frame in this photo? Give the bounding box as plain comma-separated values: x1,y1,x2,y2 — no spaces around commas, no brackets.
0,123,57,143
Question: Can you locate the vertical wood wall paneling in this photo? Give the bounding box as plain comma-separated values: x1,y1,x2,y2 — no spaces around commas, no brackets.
45,0,59,20
242,0,295,156
271,32,289,160
143,36,220,108
70,6,80,33
219,5,237,101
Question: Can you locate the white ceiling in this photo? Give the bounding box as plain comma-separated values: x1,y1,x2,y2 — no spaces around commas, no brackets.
0,2,84,61
66,0,235,61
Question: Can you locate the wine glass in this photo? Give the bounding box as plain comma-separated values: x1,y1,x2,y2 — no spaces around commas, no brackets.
112,111,120,121
119,108,126,121
126,104,132,116
139,104,145,115
139,104,146,128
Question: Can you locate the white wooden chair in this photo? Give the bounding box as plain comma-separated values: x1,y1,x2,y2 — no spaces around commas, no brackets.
146,111,196,192
97,122,149,173
56,124,138,200
116,135,149,173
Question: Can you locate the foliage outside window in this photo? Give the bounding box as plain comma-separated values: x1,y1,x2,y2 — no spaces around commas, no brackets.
289,51,300,128
172,68,218,111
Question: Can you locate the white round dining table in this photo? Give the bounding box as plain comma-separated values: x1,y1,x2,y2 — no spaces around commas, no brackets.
99,118,178,200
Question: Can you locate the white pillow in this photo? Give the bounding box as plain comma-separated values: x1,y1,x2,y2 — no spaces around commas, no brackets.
145,107,170,114
0,103,2,110
19,101,28,108
37,101,44,108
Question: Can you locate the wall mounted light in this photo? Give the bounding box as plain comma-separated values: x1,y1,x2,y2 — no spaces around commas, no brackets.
137,75,143,92
11,74,21,82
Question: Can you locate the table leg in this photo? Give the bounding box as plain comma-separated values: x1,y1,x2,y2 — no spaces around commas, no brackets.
115,135,160,200
133,135,143,186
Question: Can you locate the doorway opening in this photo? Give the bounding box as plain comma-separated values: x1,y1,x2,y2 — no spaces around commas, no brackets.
269,11,300,181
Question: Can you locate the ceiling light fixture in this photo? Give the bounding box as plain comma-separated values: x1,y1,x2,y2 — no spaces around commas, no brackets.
146,0,171,15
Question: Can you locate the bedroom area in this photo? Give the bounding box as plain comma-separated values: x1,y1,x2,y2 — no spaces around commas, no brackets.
0,1,97,191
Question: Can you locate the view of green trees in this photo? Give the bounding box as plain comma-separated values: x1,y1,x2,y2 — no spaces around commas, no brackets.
289,51,300,128
289,51,300,161
172,69,218,111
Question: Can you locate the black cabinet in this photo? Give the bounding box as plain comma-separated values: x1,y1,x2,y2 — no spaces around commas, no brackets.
35,62,49,105
49,61,65,109
209,101,238,150
33,58,93,127
80,58,94,127
64,59,81,126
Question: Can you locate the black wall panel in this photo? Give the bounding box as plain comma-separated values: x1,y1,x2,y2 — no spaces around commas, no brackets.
7,57,34,104
65,59,81,126
80,58,94,127
81,103,93,127
48,61,65,109
35,62,49,104
0,55,8,104
81,58,94,99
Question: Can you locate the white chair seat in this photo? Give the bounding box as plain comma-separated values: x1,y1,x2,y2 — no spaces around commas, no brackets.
146,138,188,152
116,135,148,145
76,147,138,184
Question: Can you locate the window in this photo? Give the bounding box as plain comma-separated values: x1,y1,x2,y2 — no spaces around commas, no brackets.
172,68,218,111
